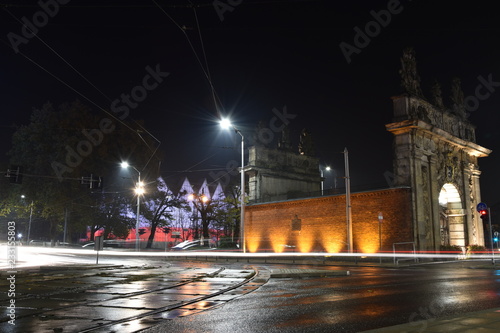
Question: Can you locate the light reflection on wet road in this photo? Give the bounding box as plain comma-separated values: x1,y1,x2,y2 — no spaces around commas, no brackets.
2,248,500,332
144,264,500,333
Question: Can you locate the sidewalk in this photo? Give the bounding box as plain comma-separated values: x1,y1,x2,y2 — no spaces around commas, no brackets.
360,307,500,333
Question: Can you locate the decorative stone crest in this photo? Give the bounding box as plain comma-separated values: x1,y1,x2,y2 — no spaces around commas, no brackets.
444,151,458,182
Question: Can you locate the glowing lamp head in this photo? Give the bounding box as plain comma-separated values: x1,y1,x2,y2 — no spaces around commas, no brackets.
220,118,232,130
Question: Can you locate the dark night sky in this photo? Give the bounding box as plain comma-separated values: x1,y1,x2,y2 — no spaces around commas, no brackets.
1,0,499,204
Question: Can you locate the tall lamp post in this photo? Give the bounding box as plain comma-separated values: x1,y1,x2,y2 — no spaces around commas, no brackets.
220,118,246,253
344,148,353,253
21,195,33,244
121,162,144,251
320,166,331,196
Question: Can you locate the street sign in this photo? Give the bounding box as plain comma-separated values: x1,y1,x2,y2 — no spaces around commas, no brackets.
378,212,383,222
477,202,488,212
94,236,104,265
94,236,104,251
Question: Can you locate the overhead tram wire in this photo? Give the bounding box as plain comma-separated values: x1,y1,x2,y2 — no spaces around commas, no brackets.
4,3,233,179
3,8,111,105
152,1,238,187
162,152,218,180
0,41,134,134
2,7,161,172
190,1,221,118
152,0,226,119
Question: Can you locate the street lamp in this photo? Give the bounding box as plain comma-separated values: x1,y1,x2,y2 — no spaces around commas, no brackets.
21,195,33,245
320,166,331,196
343,148,353,253
121,161,144,251
220,117,246,253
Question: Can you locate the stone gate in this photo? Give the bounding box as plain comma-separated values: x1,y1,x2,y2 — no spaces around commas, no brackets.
386,48,491,251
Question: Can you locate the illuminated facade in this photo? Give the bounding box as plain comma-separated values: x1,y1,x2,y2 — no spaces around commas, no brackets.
386,95,490,251
242,48,491,253
245,188,412,253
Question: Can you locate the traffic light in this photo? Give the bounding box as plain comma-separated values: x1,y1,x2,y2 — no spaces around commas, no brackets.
81,174,103,189
5,166,23,184
479,209,489,221
90,176,103,189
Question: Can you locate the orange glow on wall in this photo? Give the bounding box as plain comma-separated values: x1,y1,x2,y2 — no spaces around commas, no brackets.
270,232,289,253
244,188,412,254
354,221,381,253
294,230,315,253
320,237,345,253
357,240,379,254
246,232,262,253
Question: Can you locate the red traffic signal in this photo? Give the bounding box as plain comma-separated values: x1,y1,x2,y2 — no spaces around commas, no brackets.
479,209,489,220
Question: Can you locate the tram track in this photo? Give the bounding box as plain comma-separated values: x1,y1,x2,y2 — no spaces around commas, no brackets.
79,265,264,332
0,264,269,333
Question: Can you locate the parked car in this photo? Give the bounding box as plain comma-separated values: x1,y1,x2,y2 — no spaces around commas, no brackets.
171,240,212,251
82,240,122,249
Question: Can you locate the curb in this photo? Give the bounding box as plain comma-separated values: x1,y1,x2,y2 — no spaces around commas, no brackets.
269,269,350,278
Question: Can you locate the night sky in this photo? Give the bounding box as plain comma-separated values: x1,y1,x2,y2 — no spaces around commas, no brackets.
1,0,499,204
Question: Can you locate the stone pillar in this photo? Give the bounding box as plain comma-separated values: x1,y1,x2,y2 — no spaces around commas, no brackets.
471,167,485,245
429,155,441,250
413,150,427,250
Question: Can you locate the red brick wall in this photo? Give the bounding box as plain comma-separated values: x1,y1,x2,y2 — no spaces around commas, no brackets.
245,187,413,253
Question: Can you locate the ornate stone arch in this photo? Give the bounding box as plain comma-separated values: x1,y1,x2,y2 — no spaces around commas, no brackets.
438,183,466,246
386,94,490,251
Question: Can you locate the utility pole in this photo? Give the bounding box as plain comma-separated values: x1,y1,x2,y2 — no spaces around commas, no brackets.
27,201,33,244
344,148,353,253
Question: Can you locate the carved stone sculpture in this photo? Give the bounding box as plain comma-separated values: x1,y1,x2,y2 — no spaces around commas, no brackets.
430,80,445,109
298,128,315,156
278,125,292,151
450,77,466,119
399,47,424,98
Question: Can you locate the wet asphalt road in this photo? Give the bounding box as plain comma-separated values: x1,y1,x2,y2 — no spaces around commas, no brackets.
145,263,500,333
2,248,500,332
